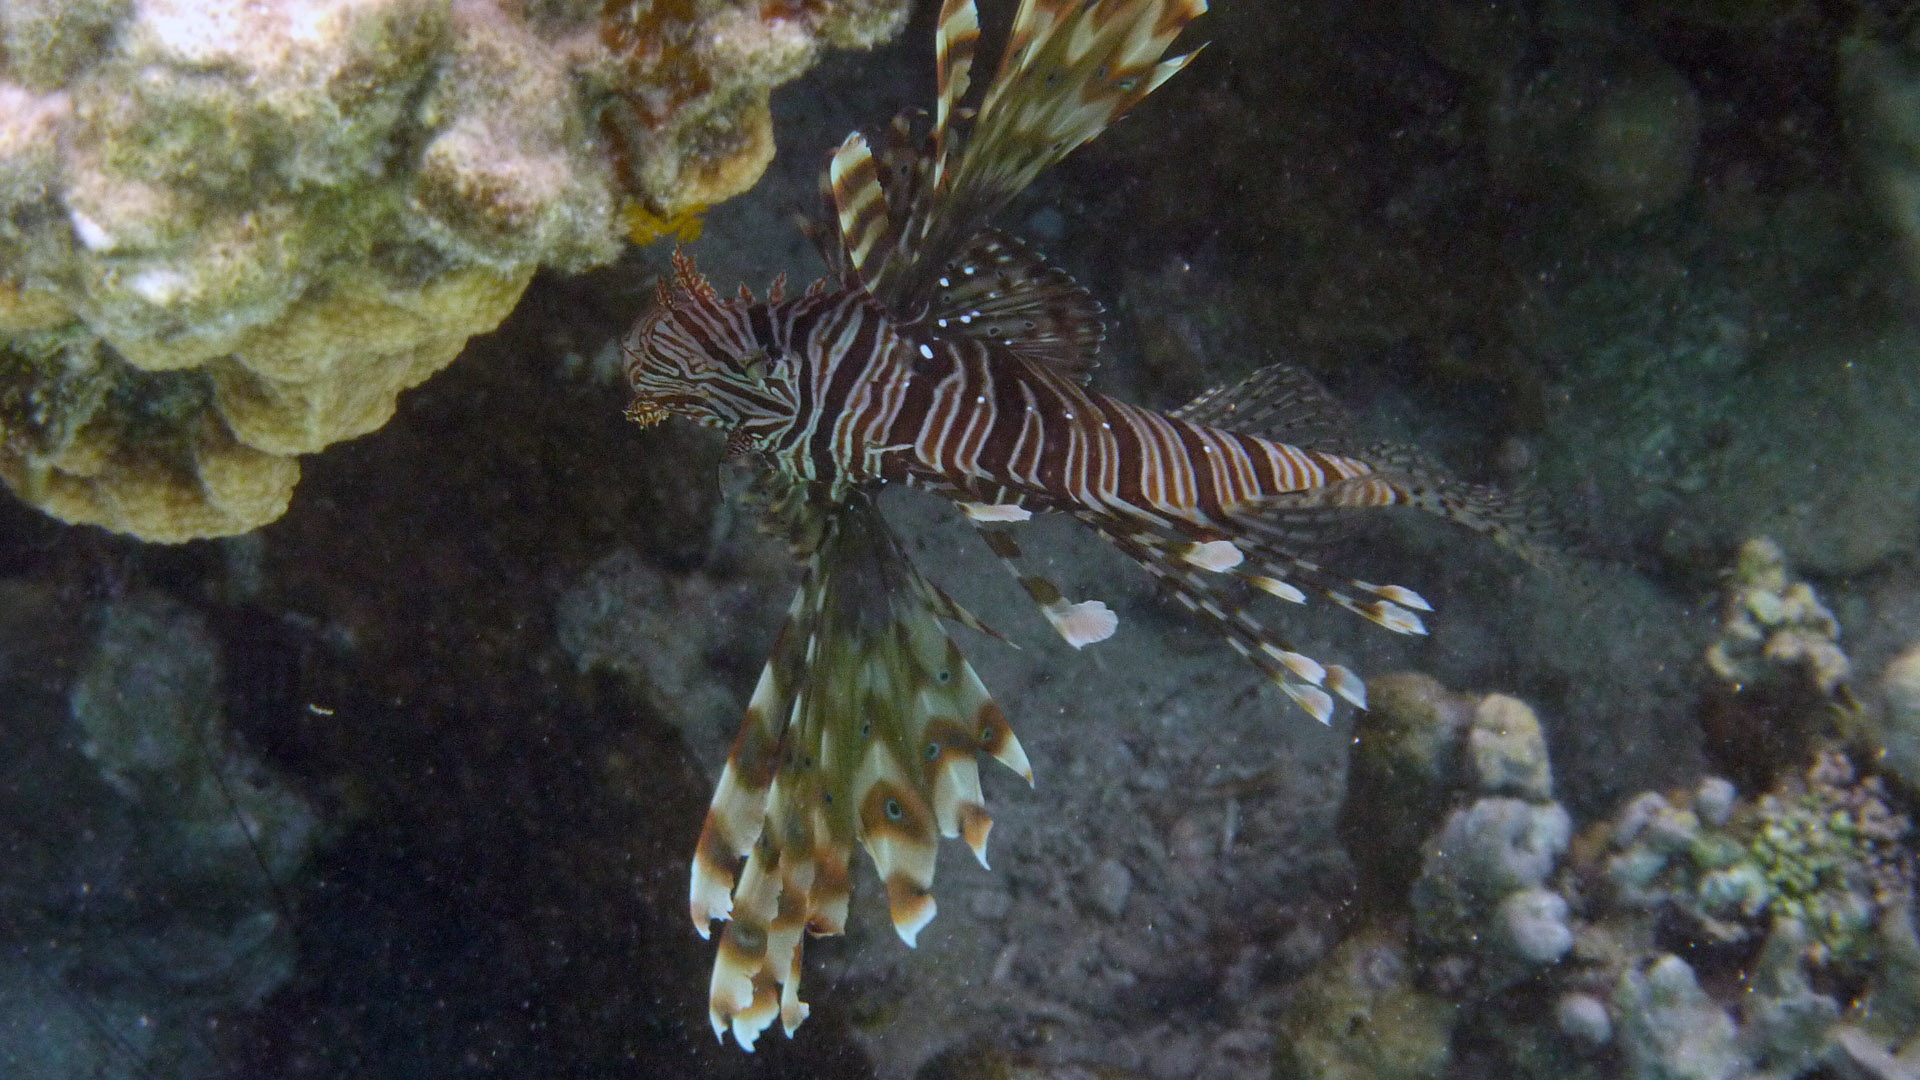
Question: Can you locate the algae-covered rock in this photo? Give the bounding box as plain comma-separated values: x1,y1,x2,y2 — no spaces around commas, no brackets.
1470,692,1555,802
0,0,908,541
1410,796,1574,988
1274,927,1461,1080
0,585,321,1077
1613,955,1748,1080
1873,643,1920,796
1339,672,1478,902
1705,538,1850,697
1341,679,1574,992
1741,919,1842,1076
1596,754,1910,970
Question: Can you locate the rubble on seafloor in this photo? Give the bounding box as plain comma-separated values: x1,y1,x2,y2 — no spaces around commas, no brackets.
0,0,906,542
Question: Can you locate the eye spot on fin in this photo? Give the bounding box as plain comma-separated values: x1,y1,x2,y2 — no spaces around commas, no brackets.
885,797,905,821
936,668,952,683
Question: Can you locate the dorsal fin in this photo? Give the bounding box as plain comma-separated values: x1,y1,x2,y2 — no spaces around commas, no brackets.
820,0,1206,314
929,0,980,194
1173,362,1359,450
921,230,1105,378
824,132,898,293
903,0,1207,305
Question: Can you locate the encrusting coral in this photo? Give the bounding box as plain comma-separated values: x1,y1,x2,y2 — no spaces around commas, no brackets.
1288,666,1920,1080
0,0,907,542
1601,752,1910,970
1705,537,1850,697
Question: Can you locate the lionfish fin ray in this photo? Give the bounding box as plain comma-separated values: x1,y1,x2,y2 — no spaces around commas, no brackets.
1173,362,1360,448
931,0,980,192
696,484,1026,1048
923,230,1106,378
1069,510,1360,722
827,133,899,294
960,509,1119,649
873,0,1206,310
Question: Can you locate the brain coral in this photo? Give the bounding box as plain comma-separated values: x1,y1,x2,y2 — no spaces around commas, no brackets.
0,0,907,541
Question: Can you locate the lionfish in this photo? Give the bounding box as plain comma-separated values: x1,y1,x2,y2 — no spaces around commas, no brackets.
624,0,1529,1051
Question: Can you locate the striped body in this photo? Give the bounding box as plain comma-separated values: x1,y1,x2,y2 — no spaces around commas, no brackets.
628,278,1402,535
880,334,1399,529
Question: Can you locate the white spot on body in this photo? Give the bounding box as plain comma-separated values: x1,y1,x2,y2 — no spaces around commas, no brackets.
919,343,934,359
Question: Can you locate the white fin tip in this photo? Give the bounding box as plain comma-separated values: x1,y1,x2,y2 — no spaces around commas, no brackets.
1373,601,1428,636
1262,644,1325,686
1045,598,1118,648
730,1008,772,1052
892,893,938,948
1183,539,1244,571
1249,576,1307,604
1282,682,1335,724
1327,665,1367,709
1334,593,1428,636
961,501,1033,522
1358,581,1432,611
689,867,734,937
963,805,993,868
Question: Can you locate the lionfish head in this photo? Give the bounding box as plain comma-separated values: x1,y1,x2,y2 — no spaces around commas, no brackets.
624,250,794,436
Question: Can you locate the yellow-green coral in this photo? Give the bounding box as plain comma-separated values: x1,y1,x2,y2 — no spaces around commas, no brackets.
1611,753,1909,968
